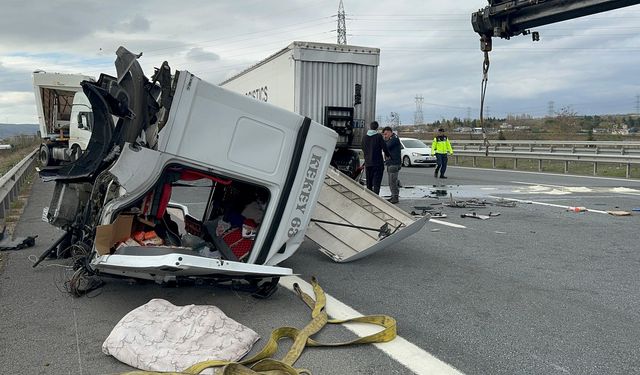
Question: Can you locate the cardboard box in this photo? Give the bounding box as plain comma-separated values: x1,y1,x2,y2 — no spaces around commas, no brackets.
95,215,135,255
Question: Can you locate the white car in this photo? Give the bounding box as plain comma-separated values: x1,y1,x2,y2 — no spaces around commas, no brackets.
399,137,437,167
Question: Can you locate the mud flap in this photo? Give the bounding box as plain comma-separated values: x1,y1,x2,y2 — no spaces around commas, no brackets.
306,166,429,262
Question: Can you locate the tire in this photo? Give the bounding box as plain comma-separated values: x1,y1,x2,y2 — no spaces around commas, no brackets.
402,156,412,167
38,144,51,167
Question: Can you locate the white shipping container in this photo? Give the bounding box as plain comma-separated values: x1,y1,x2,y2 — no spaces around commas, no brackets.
220,41,379,148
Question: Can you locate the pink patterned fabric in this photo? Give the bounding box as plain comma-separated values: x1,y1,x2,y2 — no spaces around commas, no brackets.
103,299,259,373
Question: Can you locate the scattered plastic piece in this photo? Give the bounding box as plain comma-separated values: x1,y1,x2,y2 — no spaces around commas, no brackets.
0,226,38,251
567,206,587,213
607,211,632,216
430,228,441,232
460,212,490,220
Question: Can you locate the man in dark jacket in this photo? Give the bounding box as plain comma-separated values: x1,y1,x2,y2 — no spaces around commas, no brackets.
382,126,401,203
361,121,390,194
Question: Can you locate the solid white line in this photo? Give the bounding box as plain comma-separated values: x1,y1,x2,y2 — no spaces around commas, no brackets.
451,166,637,183
73,309,83,375
516,195,632,199
430,218,466,228
279,276,464,375
487,196,609,215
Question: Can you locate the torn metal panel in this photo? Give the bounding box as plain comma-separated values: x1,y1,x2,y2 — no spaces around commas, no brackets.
306,166,428,262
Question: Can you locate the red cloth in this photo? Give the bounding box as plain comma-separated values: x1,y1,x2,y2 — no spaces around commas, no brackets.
222,229,253,260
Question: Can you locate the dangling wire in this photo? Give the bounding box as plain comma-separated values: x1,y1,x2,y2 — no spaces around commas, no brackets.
480,35,492,156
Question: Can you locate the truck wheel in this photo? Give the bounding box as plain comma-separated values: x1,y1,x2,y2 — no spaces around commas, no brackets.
38,144,51,167
402,156,412,167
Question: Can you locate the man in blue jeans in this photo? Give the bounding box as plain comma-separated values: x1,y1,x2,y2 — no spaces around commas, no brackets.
431,128,454,179
382,126,401,203
361,121,390,194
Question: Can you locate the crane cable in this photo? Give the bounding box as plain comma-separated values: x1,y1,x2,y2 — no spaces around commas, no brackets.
480,35,492,156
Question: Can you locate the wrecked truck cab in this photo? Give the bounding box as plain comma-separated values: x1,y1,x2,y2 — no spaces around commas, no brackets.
39,47,429,289
42,48,337,283
88,71,337,281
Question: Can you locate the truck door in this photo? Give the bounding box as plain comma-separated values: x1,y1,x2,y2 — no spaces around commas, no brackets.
68,92,93,157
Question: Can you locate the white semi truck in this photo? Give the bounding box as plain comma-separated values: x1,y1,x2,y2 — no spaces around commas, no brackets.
220,41,380,177
33,71,95,167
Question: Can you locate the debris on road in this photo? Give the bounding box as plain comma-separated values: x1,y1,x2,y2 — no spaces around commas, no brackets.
493,199,517,207
607,211,632,216
445,194,517,209
459,211,500,220
445,194,488,208
460,212,490,220
567,206,587,213
0,226,37,251
412,206,446,219
430,212,448,219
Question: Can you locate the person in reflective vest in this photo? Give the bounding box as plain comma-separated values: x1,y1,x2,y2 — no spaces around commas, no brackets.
431,128,453,179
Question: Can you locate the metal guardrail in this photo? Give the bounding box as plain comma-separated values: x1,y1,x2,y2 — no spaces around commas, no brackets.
452,140,640,157
453,140,640,146
0,149,38,221
424,140,640,178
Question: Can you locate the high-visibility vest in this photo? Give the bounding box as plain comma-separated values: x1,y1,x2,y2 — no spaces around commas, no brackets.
431,136,453,155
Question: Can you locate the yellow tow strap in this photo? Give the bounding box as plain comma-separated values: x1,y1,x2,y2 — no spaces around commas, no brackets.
119,277,396,375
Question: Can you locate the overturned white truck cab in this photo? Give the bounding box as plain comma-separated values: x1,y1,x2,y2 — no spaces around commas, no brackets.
39,47,427,294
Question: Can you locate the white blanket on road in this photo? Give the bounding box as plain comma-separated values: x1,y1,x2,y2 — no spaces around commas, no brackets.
103,298,259,373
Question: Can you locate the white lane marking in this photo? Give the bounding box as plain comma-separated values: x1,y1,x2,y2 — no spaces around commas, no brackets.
73,309,83,375
510,181,640,197
450,166,637,183
515,195,634,200
510,181,579,188
609,187,640,196
280,276,464,375
430,218,466,228
488,196,609,215
508,181,589,195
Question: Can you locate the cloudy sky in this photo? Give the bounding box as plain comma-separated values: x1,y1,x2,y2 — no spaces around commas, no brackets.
1,0,639,125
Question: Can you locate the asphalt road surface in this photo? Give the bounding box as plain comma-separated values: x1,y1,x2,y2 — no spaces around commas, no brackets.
1,165,639,375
